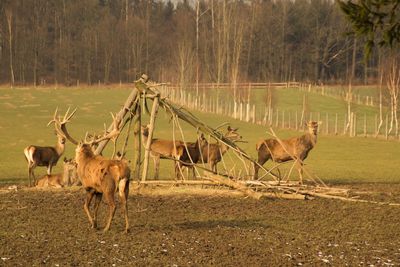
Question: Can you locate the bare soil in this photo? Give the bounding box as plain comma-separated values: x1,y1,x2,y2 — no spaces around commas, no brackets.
0,184,400,266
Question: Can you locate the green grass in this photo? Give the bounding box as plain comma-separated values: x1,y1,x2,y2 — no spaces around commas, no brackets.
1,86,399,185
202,86,385,135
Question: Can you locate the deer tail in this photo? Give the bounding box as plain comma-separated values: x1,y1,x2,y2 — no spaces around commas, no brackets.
24,146,35,163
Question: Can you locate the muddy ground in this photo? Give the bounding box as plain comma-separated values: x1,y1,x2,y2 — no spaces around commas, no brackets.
0,184,400,266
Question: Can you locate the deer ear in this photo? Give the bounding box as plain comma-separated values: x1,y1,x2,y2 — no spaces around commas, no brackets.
227,126,232,131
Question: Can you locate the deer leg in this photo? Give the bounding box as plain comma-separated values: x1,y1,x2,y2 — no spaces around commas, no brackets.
119,178,130,233
47,164,52,175
254,157,268,180
153,156,160,180
30,163,37,187
103,191,116,233
296,160,304,185
83,189,96,229
92,193,103,229
28,163,33,187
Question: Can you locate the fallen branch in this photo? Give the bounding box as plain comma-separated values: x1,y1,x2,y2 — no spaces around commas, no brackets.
203,171,306,200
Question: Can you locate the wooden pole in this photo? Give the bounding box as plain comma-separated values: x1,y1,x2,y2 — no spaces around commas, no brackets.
335,113,338,135
132,105,142,180
364,113,367,137
94,86,139,155
141,95,160,182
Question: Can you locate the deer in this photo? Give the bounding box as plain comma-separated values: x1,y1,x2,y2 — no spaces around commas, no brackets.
63,157,80,186
23,129,66,187
175,134,208,179
50,108,130,233
199,126,242,173
254,121,320,184
35,158,79,188
141,124,184,179
35,173,64,188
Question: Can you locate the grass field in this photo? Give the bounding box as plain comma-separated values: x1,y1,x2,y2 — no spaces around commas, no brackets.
1,86,400,184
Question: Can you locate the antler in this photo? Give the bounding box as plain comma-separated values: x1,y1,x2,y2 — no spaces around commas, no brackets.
82,112,121,146
48,107,79,145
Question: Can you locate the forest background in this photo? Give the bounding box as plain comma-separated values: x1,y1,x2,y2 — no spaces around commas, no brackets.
0,0,387,87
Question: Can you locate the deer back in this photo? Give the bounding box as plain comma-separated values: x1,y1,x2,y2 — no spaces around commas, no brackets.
149,139,184,158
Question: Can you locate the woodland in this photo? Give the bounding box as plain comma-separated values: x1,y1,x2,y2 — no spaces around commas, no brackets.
0,0,389,86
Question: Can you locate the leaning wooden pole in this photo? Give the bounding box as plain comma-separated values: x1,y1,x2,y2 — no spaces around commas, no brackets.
132,103,142,181
94,86,140,155
141,94,160,182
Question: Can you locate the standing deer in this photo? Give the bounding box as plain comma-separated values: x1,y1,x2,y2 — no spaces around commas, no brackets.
141,125,183,179
175,134,208,179
51,108,130,233
23,131,66,187
200,126,242,173
254,121,320,184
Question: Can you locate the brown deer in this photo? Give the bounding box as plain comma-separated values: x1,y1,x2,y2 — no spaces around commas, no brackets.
141,125,184,179
35,173,64,188
35,158,80,188
200,126,242,173
23,132,66,187
254,121,320,184
175,134,208,179
51,109,131,233
63,158,80,186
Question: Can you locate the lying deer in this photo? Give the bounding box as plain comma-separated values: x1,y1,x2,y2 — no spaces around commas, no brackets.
35,158,79,188
35,173,64,188
200,126,242,173
254,121,320,184
50,108,130,233
23,131,66,187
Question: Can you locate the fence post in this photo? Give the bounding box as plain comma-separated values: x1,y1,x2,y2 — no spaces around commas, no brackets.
295,111,298,131
282,110,285,128
325,113,329,134
335,113,338,135
252,104,256,124
275,108,279,127
364,113,367,137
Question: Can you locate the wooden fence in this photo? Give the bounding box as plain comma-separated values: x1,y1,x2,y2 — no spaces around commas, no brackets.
159,83,396,140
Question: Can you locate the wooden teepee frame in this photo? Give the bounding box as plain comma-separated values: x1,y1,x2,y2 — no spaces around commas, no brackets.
93,75,400,205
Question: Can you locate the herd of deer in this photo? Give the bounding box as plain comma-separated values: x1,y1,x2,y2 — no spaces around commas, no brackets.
23,108,320,232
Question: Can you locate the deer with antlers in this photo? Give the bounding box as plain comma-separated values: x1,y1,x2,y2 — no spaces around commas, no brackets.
199,126,242,173
254,121,320,184
23,111,72,186
50,108,131,233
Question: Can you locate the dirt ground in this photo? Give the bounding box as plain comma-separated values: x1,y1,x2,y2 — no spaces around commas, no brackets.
1,184,400,266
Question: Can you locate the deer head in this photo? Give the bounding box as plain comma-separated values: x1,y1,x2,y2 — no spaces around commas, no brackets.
307,121,320,135
225,126,242,142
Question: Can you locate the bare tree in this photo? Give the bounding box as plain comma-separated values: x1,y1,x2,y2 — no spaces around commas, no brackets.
5,7,14,87
386,55,400,137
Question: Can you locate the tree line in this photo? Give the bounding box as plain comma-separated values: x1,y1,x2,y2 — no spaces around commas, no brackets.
0,0,389,86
